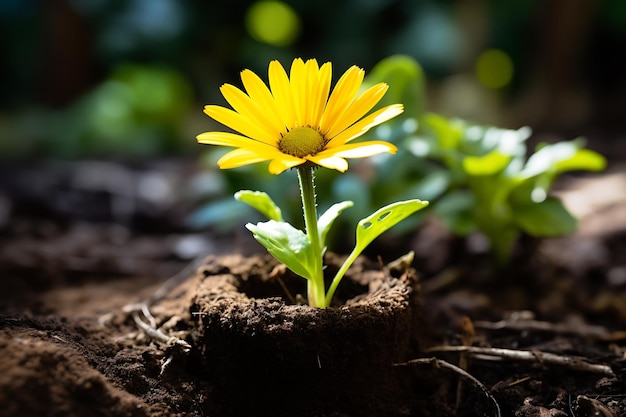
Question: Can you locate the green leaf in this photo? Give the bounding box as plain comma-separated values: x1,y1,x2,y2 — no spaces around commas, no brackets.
553,148,606,173
245,220,317,280
423,113,463,151
463,150,511,176
322,199,429,307
513,197,577,237
521,140,606,179
318,201,354,250
355,199,429,253
522,142,576,178
235,190,283,221
484,126,531,158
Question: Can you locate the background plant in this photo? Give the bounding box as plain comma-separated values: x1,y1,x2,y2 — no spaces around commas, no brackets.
413,114,606,261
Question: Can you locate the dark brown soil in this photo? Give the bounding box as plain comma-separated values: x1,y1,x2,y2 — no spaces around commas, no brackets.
1,253,420,417
1,161,626,417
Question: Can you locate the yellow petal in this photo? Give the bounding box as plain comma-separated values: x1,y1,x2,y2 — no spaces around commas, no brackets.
325,83,389,139
318,141,397,159
198,132,284,165
220,83,282,138
319,65,364,135
204,105,278,145
196,131,277,150
268,60,297,128
217,148,272,169
326,104,404,147
306,154,348,172
310,62,332,128
268,155,306,174
303,59,322,126
289,58,307,127
218,145,304,172
200,59,403,174
240,69,287,134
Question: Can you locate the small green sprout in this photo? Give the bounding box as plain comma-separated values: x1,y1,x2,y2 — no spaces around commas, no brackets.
240,191,427,307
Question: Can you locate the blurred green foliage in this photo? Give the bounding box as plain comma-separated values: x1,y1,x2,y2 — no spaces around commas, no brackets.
1,0,625,159
417,115,606,261
2,64,193,158
0,0,618,259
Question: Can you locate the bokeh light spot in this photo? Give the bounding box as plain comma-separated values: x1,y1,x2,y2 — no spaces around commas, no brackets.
245,1,300,47
475,49,514,89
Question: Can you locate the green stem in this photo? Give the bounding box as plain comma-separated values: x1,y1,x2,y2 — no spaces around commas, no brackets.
324,248,360,307
297,166,326,308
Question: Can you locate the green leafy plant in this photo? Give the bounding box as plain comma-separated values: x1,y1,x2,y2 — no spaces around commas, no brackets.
196,58,428,308
414,114,607,261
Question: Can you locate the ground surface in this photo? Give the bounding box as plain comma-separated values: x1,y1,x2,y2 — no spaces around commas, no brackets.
1,160,625,417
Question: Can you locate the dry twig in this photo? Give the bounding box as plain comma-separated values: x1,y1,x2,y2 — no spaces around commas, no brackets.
426,345,615,376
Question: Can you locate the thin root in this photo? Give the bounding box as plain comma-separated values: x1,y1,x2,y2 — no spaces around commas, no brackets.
132,307,191,352
102,256,206,349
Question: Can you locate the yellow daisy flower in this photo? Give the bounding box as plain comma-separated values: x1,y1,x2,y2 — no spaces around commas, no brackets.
197,58,403,174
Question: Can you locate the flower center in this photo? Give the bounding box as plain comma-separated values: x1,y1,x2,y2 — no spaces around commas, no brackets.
278,127,325,158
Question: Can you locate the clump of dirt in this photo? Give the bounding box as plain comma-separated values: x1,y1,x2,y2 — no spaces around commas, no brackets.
188,253,420,417
0,316,151,417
